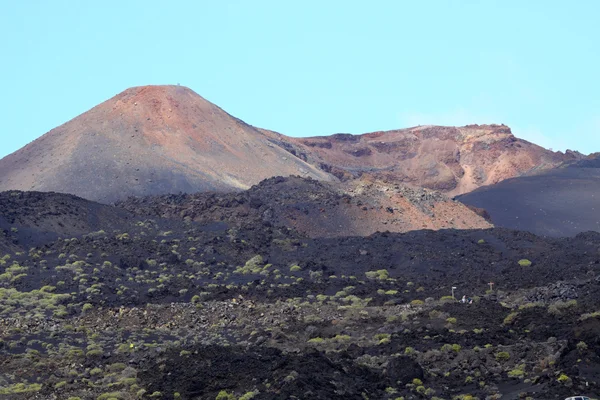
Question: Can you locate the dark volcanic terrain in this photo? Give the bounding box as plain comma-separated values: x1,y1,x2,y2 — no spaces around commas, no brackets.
0,183,599,399
117,176,492,238
1,84,598,399
458,154,600,237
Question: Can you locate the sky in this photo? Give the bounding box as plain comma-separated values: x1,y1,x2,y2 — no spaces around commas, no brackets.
1,0,599,159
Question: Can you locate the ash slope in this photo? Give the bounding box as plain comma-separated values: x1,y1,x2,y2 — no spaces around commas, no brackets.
0,86,333,204
1,188,600,398
264,124,582,196
457,154,600,237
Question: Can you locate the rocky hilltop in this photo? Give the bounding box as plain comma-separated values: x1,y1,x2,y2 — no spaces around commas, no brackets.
265,124,582,196
116,176,492,238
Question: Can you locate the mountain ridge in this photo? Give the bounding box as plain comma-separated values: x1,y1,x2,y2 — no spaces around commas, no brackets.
264,124,583,196
0,85,584,203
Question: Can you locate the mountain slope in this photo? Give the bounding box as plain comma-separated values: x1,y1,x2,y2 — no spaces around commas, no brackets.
263,124,582,196
116,176,492,238
457,154,600,236
0,190,134,248
0,86,333,203
0,86,583,204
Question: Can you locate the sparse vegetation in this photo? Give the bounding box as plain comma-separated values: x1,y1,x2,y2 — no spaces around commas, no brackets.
518,259,532,267
0,187,597,399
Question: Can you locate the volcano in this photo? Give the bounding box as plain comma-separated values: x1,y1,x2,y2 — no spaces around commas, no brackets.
0,85,333,203
0,85,583,204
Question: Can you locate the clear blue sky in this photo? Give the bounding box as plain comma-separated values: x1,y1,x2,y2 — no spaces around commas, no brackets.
2,0,599,159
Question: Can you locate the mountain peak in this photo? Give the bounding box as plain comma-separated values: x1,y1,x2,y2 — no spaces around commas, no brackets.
0,86,333,203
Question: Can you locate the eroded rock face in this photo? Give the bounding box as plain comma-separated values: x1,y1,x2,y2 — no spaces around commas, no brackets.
264,124,583,196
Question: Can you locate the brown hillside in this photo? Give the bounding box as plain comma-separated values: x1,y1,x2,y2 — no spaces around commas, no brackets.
263,125,583,196
0,86,333,203
117,176,492,238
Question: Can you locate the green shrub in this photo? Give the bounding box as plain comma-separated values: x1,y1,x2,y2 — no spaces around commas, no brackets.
577,341,588,353
234,255,264,275
495,351,510,361
107,363,127,372
215,391,236,400
518,259,532,267
239,391,258,400
86,349,103,358
333,334,351,341
548,299,577,315
508,369,525,379
97,393,125,400
503,312,518,325
579,310,600,320
440,343,461,353
411,299,424,306
0,383,42,394
365,269,389,280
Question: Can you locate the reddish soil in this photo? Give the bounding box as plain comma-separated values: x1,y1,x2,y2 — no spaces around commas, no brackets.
264,125,583,196
0,86,583,206
0,86,332,203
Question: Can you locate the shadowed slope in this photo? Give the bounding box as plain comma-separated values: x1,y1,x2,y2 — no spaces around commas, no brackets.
117,176,492,238
0,190,134,247
457,154,600,237
0,86,333,203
